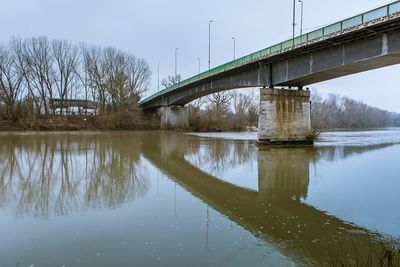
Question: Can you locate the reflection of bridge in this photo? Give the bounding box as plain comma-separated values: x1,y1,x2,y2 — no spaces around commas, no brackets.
140,2,400,145
141,133,391,266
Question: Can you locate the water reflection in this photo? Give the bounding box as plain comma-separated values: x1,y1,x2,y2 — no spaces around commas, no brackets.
258,148,312,201
141,133,397,266
184,139,256,176
0,131,398,266
0,133,149,219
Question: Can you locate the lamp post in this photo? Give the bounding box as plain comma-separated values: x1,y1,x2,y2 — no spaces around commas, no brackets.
157,63,160,92
208,20,213,70
298,0,304,36
197,57,201,73
292,0,296,39
175,48,179,77
232,37,236,60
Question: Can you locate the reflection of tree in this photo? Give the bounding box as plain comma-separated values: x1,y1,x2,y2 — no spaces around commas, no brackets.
185,139,256,175
0,133,149,219
316,143,396,162
85,136,148,208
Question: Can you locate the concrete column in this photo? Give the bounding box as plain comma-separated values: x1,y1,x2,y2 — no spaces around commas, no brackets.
159,106,189,131
258,88,313,146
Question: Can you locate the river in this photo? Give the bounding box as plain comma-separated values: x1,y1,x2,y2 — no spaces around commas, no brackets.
0,129,399,266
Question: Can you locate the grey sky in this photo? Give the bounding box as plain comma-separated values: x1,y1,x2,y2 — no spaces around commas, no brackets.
1,0,399,112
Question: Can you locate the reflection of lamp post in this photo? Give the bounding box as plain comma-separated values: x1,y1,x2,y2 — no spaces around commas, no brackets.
208,20,213,70
175,48,179,77
232,37,236,60
298,0,304,36
197,57,201,73
292,0,296,39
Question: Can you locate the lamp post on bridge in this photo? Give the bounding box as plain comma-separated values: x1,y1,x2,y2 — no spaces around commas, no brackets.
292,0,296,40
175,48,179,77
232,37,236,60
208,20,213,70
298,0,304,36
197,57,201,73
157,63,160,92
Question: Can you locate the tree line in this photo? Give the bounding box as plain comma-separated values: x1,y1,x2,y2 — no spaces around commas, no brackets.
0,37,151,121
311,92,400,129
187,90,400,131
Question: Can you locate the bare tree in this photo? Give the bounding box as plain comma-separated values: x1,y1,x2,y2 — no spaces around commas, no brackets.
205,91,233,129
161,74,181,88
247,89,259,126
52,39,80,115
125,55,151,100
81,45,108,112
103,47,127,110
190,97,207,110
232,91,254,127
23,37,55,115
207,91,232,114
0,43,24,120
81,45,151,113
9,38,37,115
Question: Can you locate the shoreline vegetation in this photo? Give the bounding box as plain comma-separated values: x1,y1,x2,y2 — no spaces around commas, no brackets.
1,36,400,132
1,91,399,132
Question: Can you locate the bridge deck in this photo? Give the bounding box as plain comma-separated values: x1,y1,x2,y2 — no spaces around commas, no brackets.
140,1,400,108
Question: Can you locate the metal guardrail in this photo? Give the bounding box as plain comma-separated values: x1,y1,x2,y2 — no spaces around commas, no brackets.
141,1,400,105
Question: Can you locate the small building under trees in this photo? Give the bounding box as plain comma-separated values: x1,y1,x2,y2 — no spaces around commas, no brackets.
49,98,98,115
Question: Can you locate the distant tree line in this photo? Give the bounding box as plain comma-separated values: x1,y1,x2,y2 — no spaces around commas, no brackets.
187,90,400,131
311,92,400,129
0,37,151,121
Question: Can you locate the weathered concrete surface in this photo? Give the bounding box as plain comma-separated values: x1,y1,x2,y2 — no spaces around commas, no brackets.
258,88,312,145
159,106,189,130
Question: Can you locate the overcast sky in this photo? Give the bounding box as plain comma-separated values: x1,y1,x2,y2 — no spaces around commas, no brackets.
1,0,399,112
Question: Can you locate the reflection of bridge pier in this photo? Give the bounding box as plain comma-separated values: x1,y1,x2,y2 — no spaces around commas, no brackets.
141,133,392,266
258,148,312,200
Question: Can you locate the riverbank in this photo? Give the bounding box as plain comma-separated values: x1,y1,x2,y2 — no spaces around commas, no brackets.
0,114,160,131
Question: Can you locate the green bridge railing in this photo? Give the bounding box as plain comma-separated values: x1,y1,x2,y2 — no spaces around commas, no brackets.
141,1,400,105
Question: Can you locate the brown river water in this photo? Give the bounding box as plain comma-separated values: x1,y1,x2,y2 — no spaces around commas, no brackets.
0,129,399,266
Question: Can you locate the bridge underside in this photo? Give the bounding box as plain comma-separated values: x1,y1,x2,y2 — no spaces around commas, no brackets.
144,25,400,145
142,29,400,110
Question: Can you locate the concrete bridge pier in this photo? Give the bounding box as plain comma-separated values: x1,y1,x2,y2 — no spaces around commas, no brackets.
159,106,189,130
258,88,313,146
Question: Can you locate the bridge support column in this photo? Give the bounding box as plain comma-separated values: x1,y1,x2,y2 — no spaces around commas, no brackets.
159,106,189,131
258,88,313,146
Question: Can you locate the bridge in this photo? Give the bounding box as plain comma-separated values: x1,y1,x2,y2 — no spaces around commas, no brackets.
140,132,393,266
140,2,400,145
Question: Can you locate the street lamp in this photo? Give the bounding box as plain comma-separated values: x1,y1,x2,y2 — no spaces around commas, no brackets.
232,37,236,60
208,20,213,70
157,63,160,92
175,48,179,77
298,0,304,36
197,57,201,73
292,0,296,39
